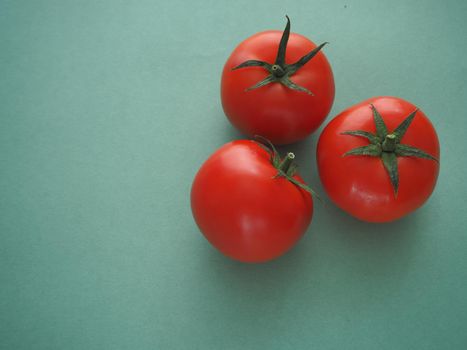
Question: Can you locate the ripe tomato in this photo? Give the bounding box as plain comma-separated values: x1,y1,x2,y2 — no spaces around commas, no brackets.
221,17,334,145
191,139,313,262
317,96,440,223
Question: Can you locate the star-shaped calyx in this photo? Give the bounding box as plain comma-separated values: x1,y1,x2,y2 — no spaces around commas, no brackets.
342,105,438,196
232,16,328,95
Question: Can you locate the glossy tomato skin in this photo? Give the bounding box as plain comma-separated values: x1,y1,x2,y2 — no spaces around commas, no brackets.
221,31,334,145
191,140,313,263
317,96,440,223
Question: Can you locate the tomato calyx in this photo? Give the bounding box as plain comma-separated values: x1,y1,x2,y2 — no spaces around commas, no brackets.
254,136,320,199
231,16,328,95
342,104,439,196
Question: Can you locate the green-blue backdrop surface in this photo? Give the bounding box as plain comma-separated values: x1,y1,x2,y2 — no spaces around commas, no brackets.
1,0,466,349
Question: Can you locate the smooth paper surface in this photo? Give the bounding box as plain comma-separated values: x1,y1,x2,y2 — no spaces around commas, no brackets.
1,1,466,349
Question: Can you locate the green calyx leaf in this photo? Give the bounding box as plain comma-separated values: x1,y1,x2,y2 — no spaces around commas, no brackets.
395,144,439,161
343,144,382,157
253,135,321,201
253,135,281,167
381,152,399,195
371,104,388,139
245,75,277,91
341,105,438,196
393,109,417,142
341,130,381,144
231,16,327,95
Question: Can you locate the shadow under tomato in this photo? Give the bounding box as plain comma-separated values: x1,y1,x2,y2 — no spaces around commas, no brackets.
315,199,426,294
197,196,426,310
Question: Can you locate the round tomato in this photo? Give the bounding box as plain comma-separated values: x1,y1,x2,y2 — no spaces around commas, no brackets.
221,16,334,145
317,96,440,223
191,139,313,263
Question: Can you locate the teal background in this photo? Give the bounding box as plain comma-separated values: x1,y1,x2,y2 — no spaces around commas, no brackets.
1,0,466,349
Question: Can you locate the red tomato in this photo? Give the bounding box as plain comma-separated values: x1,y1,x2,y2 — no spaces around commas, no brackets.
191,140,313,262
221,17,334,145
317,96,440,223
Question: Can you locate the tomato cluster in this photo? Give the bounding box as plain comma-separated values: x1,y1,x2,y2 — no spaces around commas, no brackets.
191,17,440,263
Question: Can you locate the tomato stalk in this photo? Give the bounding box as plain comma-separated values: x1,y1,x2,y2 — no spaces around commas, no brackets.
278,152,295,173
382,134,397,152
232,16,328,95
254,136,321,200
271,64,286,77
342,104,438,195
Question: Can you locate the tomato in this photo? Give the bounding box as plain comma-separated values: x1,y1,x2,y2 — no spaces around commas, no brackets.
316,96,440,223
191,139,313,262
221,16,334,145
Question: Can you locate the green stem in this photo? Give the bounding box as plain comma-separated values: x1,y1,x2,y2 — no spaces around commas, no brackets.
382,134,397,152
279,152,295,173
271,64,285,77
